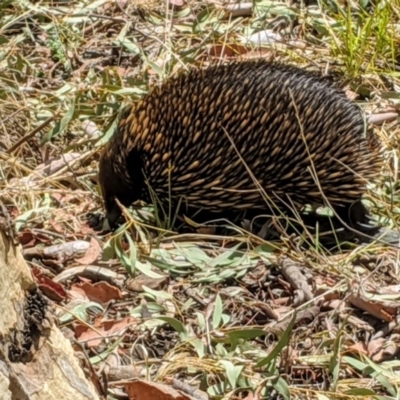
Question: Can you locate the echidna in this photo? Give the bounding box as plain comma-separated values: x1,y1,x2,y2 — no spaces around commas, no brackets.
98,60,382,234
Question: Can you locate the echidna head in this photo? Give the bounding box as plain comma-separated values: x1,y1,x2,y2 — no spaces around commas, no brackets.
98,148,138,229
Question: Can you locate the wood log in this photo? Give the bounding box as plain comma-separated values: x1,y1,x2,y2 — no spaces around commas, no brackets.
0,222,100,400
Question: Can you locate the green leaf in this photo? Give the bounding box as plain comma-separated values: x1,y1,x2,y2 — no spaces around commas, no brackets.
344,388,377,396
154,316,187,334
272,375,291,400
124,232,137,277
181,246,211,264
219,360,244,390
0,0,14,10
256,312,296,368
212,294,223,330
190,338,206,358
254,243,277,258
196,312,206,330
96,110,121,147
117,38,141,55
130,302,165,317
135,260,165,279
330,329,343,391
142,286,172,300
221,314,230,326
363,357,397,397
227,328,266,341
219,269,237,279
113,234,133,275
192,7,219,33
89,336,125,364
41,102,75,144
208,244,242,267
145,60,164,79
112,87,147,96
344,356,397,397
15,207,50,231
58,302,103,324
102,237,116,261
215,343,228,357
144,255,192,273
343,356,368,371
207,381,226,396
373,397,398,400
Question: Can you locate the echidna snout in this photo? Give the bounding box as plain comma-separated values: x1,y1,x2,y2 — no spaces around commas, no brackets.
99,143,148,228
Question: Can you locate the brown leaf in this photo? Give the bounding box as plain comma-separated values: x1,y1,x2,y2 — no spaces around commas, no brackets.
73,281,122,304
347,341,368,356
48,219,66,233
367,338,385,359
368,337,398,362
348,293,397,322
75,317,137,348
208,43,250,58
18,229,52,248
105,365,142,382
124,380,198,400
126,274,169,292
168,0,185,6
68,285,89,301
32,267,67,302
79,222,95,235
19,230,38,247
368,112,398,126
75,237,102,265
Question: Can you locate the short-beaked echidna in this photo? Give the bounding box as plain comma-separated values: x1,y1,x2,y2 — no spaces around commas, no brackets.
98,60,382,232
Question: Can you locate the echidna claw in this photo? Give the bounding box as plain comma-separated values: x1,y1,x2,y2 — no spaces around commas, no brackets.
355,222,380,232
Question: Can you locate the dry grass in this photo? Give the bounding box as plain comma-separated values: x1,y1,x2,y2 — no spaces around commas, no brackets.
1,0,400,399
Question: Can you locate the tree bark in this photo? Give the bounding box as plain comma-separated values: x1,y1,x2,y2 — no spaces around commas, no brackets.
0,227,100,400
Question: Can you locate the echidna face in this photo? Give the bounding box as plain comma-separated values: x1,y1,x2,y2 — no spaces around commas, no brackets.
98,150,137,228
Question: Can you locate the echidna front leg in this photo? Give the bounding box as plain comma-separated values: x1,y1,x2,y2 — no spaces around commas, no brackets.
334,199,379,234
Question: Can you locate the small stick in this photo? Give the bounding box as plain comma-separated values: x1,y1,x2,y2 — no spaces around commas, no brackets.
6,113,59,154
